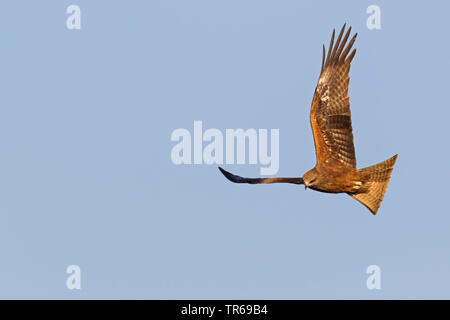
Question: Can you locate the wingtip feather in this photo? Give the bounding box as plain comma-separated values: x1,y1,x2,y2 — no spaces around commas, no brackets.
218,166,239,183
323,24,357,68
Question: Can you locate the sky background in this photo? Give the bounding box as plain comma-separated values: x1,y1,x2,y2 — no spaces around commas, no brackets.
0,0,448,299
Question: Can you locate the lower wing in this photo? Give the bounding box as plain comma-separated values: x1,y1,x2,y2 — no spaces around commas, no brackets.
219,167,304,185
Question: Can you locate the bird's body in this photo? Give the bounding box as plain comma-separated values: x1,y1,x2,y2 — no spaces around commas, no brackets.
303,163,363,194
218,24,398,215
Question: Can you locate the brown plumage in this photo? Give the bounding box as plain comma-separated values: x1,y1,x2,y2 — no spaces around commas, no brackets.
219,24,397,215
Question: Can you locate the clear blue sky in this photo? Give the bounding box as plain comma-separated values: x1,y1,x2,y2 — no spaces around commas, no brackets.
0,0,448,299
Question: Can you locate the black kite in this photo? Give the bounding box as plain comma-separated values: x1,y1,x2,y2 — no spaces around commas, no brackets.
219,24,398,215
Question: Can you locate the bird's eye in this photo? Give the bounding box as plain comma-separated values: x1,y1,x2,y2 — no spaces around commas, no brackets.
310,179,316,184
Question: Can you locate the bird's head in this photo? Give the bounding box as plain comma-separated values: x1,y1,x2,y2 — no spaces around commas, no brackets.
302,168,320,190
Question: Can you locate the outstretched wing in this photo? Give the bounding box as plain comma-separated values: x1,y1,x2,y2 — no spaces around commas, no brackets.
218,167,303,185
310,24,358,168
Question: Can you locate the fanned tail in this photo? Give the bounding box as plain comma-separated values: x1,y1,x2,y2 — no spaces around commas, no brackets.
349,154,398,215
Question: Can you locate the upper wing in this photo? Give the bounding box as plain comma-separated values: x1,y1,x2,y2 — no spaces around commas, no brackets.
310,24,358,168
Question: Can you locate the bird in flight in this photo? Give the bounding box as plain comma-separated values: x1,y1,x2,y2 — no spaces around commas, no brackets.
218,24,397,215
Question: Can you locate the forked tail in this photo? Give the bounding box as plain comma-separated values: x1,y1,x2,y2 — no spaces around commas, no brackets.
349,154,398,215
